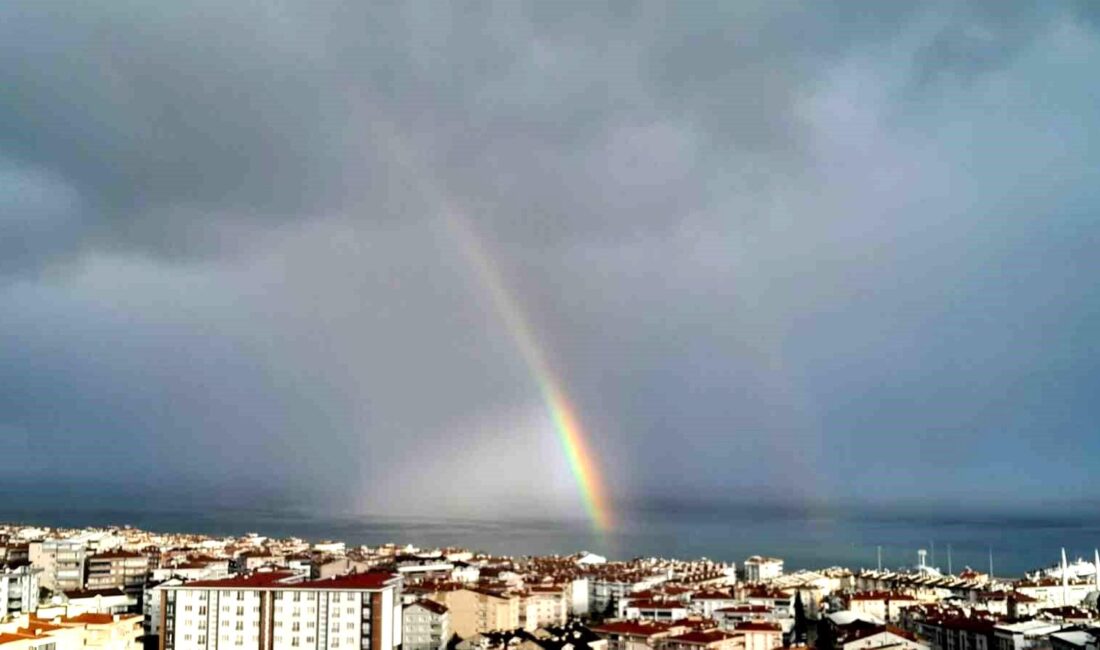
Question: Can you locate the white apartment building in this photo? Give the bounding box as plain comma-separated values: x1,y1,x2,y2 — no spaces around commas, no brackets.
567,578,589,616
742,557,783,583
521,587,567,631
402,600,449,650
589,573,669,617
1,565,41,615
155,572,402,650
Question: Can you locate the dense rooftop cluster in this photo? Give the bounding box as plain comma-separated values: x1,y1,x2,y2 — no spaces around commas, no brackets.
2,523,1099,650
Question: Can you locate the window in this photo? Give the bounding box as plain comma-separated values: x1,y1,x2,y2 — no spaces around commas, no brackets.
292,639,300,647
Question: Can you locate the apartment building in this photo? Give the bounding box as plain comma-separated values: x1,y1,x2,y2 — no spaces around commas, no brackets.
1,565,41,616
31,540,88,593
424,588,520,639
742,558,783,584
155,571,402,650
660,630,743,650
521,587,567,631
85,551,151,600
403,600,449,650
0,612,142,650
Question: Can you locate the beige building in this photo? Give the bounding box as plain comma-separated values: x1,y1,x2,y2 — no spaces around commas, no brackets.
0,612,141,650
732,623,781,650
425,588,520,639
85,551,151,599
30,540,87,593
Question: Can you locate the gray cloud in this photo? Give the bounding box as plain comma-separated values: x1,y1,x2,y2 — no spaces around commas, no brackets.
2,1,1100,518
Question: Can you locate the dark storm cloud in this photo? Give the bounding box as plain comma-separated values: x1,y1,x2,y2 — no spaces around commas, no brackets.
3,1,1100,517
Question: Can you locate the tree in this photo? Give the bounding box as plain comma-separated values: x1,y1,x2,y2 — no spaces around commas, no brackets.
793,591,808,644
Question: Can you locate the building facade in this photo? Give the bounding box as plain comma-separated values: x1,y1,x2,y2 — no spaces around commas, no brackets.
1,565,41,616
742,558,783,584
31,540,88,593
85,551,151,600
402,600,449,650
155,572,402,650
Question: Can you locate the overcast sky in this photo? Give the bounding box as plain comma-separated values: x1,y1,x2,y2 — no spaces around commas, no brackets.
3,1,1099,521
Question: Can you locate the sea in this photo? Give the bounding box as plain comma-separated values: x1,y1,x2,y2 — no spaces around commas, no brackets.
2,500,1097,578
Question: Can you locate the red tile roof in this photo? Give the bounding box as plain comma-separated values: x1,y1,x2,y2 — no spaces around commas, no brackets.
717,605,771,614
64,588,127,599
592,621,675,637
735,623,782,632
291,572,398,590
407,599,449,615
65,613,134,625
630,599,689,610
183,571,397,591
668,630,741,645
184,572,298,588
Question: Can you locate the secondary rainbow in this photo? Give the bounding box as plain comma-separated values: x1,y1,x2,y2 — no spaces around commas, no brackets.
445,213,615,533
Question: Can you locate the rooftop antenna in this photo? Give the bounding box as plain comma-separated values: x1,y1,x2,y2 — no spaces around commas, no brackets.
947,544,953,576
931,541,936,569
877,546,882,572
918,548,928,572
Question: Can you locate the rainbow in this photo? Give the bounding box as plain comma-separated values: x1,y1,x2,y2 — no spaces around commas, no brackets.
366,118,615,532
445,214,615,533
